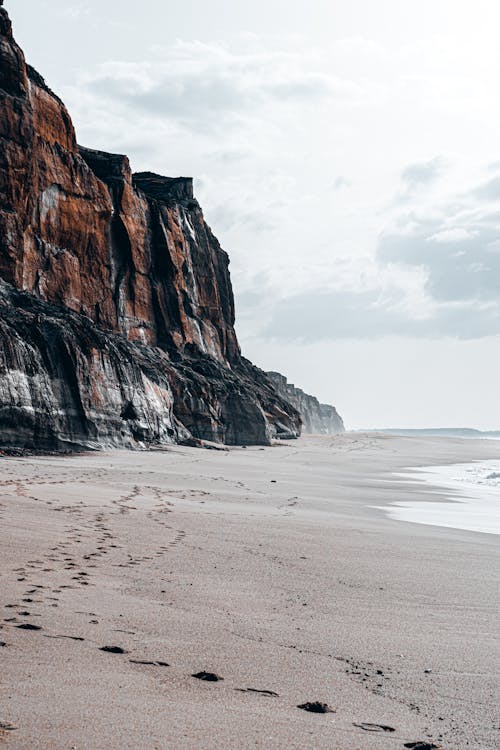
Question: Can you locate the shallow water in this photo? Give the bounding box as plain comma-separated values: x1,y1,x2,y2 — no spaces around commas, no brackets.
379,460,500,535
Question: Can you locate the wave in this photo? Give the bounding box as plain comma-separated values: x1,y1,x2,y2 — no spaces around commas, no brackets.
376,460,500,536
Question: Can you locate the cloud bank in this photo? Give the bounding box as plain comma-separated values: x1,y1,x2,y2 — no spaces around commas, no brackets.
59,28,500,346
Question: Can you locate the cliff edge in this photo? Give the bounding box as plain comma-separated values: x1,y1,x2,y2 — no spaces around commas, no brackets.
0,5,301,449
267,372,345,435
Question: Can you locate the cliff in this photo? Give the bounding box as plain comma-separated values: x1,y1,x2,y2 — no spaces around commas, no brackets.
0,5,301,450
267,372,345,435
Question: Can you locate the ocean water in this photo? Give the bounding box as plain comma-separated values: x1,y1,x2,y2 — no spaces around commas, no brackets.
379,460,500,535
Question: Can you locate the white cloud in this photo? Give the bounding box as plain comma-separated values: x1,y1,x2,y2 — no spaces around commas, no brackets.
60,31,500,348
72,41,359,132
401,156,447,188
427,227,477,243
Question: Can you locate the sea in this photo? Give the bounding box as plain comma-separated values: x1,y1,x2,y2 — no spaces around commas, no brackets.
379,460,500,536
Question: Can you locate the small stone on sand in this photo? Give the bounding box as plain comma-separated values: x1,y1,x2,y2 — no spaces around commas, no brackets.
297,702,334,714
16,623,42,631
192,671,222,682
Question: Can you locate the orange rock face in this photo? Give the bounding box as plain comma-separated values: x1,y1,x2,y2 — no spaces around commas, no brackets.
0,5,302,449
0,9,240,363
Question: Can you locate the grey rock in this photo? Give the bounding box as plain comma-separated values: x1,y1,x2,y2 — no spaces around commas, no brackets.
267,372,344,435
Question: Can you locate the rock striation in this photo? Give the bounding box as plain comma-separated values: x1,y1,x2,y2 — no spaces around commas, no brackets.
267,372,344,435
0,4,301,450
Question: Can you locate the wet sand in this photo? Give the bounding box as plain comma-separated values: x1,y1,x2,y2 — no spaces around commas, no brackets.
0,434,499,749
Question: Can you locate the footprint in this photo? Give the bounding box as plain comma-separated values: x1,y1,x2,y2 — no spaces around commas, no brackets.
297,702,334,714
192,671,222,682
0,721,17,732
236,688,278,697
129,659,169,667
354,723,395,733
16,623,42,631
44,635,85,642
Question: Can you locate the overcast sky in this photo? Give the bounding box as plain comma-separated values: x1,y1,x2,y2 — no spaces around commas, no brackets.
8,0,500,429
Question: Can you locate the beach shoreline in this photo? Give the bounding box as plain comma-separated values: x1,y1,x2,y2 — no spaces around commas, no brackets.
1,434,499,749
377,459,500,536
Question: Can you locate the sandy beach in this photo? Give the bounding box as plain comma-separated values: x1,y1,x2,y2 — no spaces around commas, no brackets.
0,433,499,750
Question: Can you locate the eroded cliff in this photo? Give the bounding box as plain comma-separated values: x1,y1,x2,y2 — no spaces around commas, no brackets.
0,5,301,449
267,372,344,435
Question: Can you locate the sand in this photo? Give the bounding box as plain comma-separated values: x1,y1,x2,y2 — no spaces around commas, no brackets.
0,433,499,750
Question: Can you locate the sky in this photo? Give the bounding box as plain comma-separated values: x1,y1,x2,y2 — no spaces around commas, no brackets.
7,0,500,429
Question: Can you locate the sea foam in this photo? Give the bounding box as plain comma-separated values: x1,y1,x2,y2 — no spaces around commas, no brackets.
379,460,500,535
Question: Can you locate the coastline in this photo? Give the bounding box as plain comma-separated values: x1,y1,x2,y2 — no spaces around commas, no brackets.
377,460,500,536
1,434,499,749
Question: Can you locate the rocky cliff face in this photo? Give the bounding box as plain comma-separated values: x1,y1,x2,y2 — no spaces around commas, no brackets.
0,5,301,450
267,372,344,435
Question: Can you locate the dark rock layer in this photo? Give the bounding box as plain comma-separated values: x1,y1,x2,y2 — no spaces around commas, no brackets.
0,279,299,449
0,6,301,449
267,372,344,435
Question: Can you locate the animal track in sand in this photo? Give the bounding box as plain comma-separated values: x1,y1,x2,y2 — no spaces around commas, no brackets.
169,529,186,548
110,484,147,515
338,654,435,721
340,654,393,694
278,496,300,516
